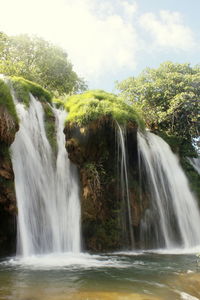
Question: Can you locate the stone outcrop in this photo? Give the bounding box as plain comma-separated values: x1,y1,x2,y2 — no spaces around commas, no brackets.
0,106,18,145
64,117,142,252
0,107,18,256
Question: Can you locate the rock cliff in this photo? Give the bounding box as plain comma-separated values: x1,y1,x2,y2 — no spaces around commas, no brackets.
64,117,143,251
0,103,18,256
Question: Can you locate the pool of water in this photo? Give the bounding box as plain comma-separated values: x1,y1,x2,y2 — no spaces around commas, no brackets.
0,249,200,300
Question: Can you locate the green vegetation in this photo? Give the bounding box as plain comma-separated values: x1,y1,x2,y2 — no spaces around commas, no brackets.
65,90,145,127
0,32,87,95
8,77,57,153
117,62,200,144
10,77,52,106
0,79,18,123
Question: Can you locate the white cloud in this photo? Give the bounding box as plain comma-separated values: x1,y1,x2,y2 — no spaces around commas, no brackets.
140,10,196,51
121,1,138,20
1,1,196,89
0,0,140,85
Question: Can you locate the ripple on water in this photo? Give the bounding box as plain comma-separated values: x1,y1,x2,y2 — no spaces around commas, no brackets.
0,253,199,300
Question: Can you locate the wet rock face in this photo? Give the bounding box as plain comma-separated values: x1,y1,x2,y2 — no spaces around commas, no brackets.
0,107,19,145
0,107,18,256
64,118,141,252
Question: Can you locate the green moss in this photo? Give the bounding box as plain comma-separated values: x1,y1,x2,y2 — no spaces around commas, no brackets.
0,79,18,123
65,90,145,128
5,76,56,152
9,76,52,107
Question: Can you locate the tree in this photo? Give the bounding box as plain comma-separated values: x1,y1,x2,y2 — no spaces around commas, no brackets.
117,62,200,142
0,32,87,95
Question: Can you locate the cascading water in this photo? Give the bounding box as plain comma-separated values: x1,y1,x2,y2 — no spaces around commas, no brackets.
116,123,134,248
188,157,200,175
11,94,81,256
54,108,81,253
138,131,200,249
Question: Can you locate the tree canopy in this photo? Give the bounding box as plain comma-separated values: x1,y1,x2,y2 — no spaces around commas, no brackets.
0,32,87,95
117,62,200,144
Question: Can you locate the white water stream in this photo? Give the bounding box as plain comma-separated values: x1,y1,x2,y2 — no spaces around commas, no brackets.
138,131,200,249
117,123,134,248
11,95,81,256
188,157,200,175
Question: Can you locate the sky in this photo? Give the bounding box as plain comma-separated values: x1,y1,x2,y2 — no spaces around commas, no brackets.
1,0,200,92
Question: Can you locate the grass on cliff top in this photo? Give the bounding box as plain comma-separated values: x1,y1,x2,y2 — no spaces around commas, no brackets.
9,76,52,106
0,79,19,123
8,77,56,152
65,90,145,128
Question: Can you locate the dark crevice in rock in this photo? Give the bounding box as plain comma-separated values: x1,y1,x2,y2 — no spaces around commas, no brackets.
64,117,143,252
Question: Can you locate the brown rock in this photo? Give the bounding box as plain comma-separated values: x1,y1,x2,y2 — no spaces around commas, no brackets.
64,117,141,252
0,105,18,256
0,106,19,145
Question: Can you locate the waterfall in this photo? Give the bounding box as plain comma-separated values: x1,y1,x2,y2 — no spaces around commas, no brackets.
116,123,134,248
188,157,200,175
138,131,200,249
11,95,81,256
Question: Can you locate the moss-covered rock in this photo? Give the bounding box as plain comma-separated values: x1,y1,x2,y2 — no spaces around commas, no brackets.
65,90,145,128
64,117,121,251
9,76,52,107
8,76,57,155
0,79,19,127
64,90,146,251
0,80,19,256
64,90,144,251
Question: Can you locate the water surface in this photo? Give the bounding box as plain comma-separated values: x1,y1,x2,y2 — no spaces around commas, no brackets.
0,251,199,300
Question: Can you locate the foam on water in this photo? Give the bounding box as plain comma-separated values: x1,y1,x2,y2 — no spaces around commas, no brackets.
146,246,200,255
4,253,131,270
